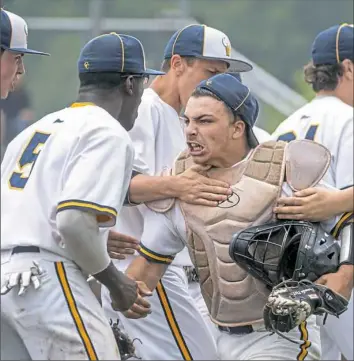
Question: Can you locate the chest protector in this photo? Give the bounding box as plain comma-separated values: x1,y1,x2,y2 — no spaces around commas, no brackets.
147,140,331,326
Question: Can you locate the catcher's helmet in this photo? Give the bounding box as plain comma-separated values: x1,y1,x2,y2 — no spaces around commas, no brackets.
229,220,340,287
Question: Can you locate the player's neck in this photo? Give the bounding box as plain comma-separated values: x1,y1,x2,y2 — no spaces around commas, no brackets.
149,76,182,114
316,88,353,107
76,92,122,119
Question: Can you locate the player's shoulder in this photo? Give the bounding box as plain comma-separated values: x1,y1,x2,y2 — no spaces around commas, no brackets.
313,96,353,119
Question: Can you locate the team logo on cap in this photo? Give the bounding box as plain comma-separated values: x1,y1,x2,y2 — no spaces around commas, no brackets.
206,80,212,86
84,62,90,70
222,37,231,57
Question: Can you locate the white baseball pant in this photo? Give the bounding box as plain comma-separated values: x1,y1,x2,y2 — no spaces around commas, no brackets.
217,316,321,360
102,264,218,360
319,290,354,360
1,248,120,360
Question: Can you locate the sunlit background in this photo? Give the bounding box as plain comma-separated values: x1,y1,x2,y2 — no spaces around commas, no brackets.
1,0,353,157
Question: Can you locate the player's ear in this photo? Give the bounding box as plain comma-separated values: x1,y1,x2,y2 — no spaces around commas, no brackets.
170,54,185,77
123,75,134,96
231,117,245,140
342,59,353,81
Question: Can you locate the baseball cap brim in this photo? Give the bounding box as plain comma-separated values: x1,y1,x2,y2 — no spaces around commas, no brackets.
6,47,50,56
195,55,253,73
143,68,165,76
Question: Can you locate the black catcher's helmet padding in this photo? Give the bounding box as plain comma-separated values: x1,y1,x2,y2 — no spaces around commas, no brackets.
229,220,340,287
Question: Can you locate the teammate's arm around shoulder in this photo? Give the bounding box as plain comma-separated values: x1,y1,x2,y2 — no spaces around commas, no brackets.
56,124,150,312
128,165,232,207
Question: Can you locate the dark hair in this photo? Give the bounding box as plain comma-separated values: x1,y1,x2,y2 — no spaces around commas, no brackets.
79,72,124,91
304,61,345,92
191,87,253,146
161,56,197,72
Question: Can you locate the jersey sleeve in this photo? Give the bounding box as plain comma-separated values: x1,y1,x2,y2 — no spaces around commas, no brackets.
129,101,160,175
57,125,134,228
334,118,353,190
138,205,185,265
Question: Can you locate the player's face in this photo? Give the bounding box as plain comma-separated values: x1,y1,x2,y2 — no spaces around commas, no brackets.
177,58,228,108
119,75,146,131
0,51,25,99
182,96,245,168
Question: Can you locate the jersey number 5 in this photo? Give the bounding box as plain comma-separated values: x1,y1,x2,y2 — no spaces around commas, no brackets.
277,124,319,142
9,131,51,190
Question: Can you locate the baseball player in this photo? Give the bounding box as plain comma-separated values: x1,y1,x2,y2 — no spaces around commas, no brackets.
102,24,255,360
1,33,163,360
272,24,354,361
0,9,49,360
122,73,353,360
0,9,49,99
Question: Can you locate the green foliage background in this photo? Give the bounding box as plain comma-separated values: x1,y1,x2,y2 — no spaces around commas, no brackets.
3,0,353,132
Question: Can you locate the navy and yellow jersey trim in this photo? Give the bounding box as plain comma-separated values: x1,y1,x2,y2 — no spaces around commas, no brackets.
55,262,98,360
331,212,354,238
156,281,193,360
297,321,311,360
57,199,117,226
138,244,175,264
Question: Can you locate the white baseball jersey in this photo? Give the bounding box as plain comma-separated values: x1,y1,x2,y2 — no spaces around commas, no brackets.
1,103,134,258
116,88,193,267
272,95,354,189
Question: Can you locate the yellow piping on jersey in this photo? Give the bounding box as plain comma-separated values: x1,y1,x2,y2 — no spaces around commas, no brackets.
139,246,174,264
156,282,193,360
297,321,311,360
57,200,117,218
332,212,354,238
55,262,98,360
70,102,96,108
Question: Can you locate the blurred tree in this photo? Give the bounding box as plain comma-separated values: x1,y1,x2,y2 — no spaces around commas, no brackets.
3,0,352,125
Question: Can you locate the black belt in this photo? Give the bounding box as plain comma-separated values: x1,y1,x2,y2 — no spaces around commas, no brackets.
218,325,254,335
12,246,40,254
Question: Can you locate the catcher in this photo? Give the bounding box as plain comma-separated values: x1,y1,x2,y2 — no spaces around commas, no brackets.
119,73,351,360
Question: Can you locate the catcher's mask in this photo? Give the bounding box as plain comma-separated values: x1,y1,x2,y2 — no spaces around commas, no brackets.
229,220,340,287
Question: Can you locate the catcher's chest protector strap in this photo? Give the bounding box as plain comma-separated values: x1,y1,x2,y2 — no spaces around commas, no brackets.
146,140,330,327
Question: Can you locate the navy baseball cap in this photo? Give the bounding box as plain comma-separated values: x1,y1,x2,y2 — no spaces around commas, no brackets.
1,9,49,55
164,24,252,73
197,73,259,147
312,23,354,65
78,33,164,75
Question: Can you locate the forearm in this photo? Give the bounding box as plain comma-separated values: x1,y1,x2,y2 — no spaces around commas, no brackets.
57,209,138,310
128,174,181,203
125,256,168,291
335,187,354,213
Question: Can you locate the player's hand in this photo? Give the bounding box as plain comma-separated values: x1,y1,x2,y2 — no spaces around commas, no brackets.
176,165,232,207
274,187,340,222
121,281,152,319
107,231,140,260
315,265,353,300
